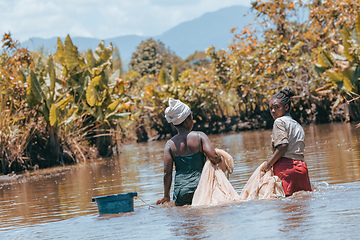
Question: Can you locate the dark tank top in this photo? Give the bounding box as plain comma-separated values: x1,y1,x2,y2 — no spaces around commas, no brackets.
168,133,206,206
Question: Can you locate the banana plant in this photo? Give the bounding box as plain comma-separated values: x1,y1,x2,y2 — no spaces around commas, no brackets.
26,55,74,165
27,35,132,159
315,13,360,92
85,69,130,123
315,13,360,119
82,41,132,156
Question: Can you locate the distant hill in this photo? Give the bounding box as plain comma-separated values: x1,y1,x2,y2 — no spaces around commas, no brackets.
21,5,254,63
159,5,254,58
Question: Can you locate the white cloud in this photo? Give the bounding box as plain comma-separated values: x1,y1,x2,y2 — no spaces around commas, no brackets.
0,0,251,42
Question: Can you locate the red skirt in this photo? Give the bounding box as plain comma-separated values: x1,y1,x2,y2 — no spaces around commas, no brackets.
273,157,312,196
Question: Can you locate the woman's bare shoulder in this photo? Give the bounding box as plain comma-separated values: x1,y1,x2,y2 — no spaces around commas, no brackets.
191,131,209,139
167,135,183,148
190,130,206,136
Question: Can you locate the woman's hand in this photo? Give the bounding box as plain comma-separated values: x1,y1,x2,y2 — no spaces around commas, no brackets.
264,143,288,172
157,143,173,205
262,162,271,172
156,196,170,205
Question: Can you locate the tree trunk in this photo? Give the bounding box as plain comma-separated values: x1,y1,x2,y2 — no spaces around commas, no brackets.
48,124,60,165
348,100,360,121
96,124,113,157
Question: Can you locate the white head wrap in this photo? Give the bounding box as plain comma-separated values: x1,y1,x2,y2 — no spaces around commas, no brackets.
165,98,191,125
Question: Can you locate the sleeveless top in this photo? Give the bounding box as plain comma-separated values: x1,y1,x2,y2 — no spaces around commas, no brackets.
168,133,206,206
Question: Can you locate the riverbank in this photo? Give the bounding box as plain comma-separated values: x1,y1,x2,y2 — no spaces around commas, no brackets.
146,105,351,142
0,104,355,176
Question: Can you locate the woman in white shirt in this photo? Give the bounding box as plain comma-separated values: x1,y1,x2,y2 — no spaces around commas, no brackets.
263,88,312,196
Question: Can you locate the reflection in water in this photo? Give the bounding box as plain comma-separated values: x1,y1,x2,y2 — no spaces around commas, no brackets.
277,193,313,234
165,203,239,239
0,123,360,239
167,207,207,238
306,123,360,184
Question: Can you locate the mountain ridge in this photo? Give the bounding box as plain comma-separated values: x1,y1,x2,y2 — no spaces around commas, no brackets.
21,5,254,63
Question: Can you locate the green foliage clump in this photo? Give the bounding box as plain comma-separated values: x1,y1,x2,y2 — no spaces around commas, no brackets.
129,38,182,77
315,12,360,121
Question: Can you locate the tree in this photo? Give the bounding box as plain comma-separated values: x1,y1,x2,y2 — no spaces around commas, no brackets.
171,64,179,82
158,67,167,85
184,51,211,71
0,33,33,173
0,33,32,111
315,12,360,121
224,0,359,124
129,38,181,77
112,45,123,76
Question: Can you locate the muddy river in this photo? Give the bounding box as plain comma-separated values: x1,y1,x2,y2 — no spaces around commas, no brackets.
0,123,359,239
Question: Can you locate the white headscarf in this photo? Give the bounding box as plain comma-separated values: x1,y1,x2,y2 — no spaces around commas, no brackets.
165,98,191,125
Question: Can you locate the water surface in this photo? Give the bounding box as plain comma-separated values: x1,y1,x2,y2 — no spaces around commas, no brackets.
0,123,359,239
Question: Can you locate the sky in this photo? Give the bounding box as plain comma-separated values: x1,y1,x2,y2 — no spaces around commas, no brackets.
0,0,251,43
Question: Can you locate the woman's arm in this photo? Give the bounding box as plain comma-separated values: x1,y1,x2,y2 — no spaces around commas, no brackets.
198,132,222,164
156,143,173,205
263,143,288,171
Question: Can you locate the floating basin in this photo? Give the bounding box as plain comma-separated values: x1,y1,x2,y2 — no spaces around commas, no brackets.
92,192,138,214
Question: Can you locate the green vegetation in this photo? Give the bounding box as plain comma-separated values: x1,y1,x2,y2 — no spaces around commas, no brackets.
1,0,360,174
315,13,360,121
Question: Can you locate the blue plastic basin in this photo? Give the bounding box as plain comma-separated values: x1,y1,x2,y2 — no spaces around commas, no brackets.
92,192,137,214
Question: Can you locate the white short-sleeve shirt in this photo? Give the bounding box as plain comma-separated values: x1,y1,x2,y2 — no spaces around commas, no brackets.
271,113,305,161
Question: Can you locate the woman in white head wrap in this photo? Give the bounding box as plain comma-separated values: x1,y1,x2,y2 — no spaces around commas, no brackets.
156,98,223,206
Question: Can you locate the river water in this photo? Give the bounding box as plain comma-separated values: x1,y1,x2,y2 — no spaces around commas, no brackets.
0,123,359,239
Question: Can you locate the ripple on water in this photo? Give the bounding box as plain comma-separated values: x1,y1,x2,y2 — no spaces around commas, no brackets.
1,123,360,239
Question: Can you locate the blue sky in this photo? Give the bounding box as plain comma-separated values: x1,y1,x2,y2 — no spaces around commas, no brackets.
0,0,251,42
